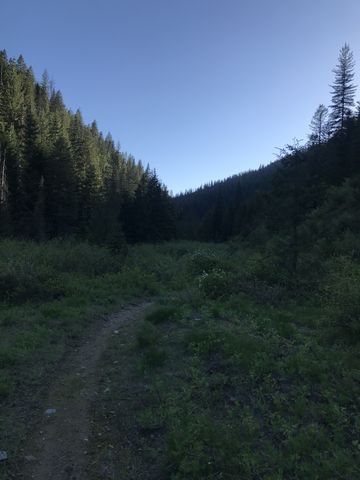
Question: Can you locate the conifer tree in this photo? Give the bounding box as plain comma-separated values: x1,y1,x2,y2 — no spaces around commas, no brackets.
21,111,43,235
309,104,328,144
44,136,77,236
330,44,356,132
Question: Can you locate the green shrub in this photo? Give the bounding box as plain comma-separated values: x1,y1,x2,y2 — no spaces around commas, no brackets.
14,327,49,352
223,333,265,370
116,266,160,296
0,239,125,304
0,270,50,303
0,348,18,368
142,346,168,368
0,373,12,398
137,408,164,432
41,239,122,276
125,244,187,288
322,256,360,340
136,322,158,348
145,306,177,324
186,250,223,276
185,324,224,356
165,415,245,479
198,269,230,299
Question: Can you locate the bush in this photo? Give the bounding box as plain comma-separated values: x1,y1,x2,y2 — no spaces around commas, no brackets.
142,346,168,368
198,269,230,299
165,415,245,479
0,373,12,398
137,408,164,433
185,324,224,356
136,322,159,348
0,239,125,304
0,267,64,303
186,250,223,276
145,306,177,324
0,347,19,368
322,256,360,340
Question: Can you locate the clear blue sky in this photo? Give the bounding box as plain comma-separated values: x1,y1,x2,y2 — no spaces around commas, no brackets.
1,0,360,193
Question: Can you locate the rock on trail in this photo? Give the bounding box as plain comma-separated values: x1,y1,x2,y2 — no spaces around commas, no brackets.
0,451,7,462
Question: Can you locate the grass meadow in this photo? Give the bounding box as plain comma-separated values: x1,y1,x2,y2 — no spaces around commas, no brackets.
0,239,359,479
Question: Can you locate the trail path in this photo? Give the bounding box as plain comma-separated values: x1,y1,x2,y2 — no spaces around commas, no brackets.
22,302,152,480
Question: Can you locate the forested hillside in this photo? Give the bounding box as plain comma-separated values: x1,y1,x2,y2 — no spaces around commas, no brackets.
175,162,279,240
175,44,360,254
1,46,359,255
0,51,175,245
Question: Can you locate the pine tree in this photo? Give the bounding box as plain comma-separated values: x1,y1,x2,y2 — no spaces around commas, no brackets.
2,60,25,131
330,44,356,132
144,173,175,242
21,111,43,235
44,136,76,237
309,104,328,144
0,128,7,206
122,171,175,243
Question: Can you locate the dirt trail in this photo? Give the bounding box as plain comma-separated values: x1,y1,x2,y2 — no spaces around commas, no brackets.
22,302,152,480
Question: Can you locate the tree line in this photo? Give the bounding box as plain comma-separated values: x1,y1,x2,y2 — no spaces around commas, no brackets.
0,51,175,246
1,44,359,253
175,44,360,257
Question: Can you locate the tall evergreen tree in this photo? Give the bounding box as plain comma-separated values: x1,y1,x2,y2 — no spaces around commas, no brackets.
330,44,356,132
44,136,76,237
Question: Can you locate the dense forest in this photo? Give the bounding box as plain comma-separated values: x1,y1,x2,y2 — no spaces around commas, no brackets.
0,51,175,247
1,45,359,258
175,44,360,256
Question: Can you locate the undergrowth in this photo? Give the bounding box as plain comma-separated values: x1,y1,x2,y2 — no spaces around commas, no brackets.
1,238,360,479
87,241,360,479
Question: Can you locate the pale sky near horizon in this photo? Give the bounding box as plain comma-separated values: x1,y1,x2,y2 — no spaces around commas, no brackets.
1,0,360,193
